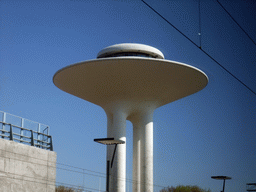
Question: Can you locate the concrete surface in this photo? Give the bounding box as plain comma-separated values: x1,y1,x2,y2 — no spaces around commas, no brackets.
0,138,56,192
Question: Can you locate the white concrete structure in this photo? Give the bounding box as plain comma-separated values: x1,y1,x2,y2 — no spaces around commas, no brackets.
0,139,56,192
53,43,208,192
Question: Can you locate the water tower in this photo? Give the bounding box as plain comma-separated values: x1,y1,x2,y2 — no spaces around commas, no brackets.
53,43,208,192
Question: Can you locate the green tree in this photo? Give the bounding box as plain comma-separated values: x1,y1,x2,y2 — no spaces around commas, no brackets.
160,185,211,192
55,185,83,192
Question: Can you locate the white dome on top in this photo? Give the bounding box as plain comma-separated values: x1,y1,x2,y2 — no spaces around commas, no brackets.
97,43,164,59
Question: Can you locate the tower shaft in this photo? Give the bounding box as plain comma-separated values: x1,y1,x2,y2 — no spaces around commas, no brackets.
132,111,154,192
105,102,155,192
106,109,127,192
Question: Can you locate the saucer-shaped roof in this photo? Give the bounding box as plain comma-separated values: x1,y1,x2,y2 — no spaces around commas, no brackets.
53,57,208,109
97,43,164,59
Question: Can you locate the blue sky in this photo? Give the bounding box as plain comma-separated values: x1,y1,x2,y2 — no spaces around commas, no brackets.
1,0,255,191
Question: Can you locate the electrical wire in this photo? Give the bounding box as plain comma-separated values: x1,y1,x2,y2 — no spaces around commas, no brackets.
57,162,105,176
0,146,105,176
0,148,167,190
0,153,105,180
217,0,256,46
198,0,202,49
57,167,106,179
0,172,103,192
141,0,256,96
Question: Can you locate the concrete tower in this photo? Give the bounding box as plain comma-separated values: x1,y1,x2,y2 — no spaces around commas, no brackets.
53,43,208,192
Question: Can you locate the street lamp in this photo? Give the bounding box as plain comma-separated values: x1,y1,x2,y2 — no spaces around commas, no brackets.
246,183,256,191
211,176,232,192
94,138,125,192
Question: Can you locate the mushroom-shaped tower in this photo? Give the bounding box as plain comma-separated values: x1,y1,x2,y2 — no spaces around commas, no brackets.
53,43,208,192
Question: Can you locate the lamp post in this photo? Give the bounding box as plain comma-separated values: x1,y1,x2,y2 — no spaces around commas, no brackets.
246,183,256,191
211,176,232,192
94,138,125,192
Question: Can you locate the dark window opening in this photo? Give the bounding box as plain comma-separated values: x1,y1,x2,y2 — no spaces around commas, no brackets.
97,52,157,59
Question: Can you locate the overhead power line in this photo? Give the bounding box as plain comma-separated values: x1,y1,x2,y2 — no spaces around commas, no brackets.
0,148,167,190
0,147,105,175
217,0,256,46
141,0,256,96
0,171,103,192
198,0,202,48
57,162,106,176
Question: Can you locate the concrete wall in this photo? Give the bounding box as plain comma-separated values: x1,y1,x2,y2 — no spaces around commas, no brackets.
0,138,56,192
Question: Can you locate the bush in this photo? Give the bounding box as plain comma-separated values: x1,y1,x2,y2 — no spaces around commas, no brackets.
160,185,211,192
55,185,83,192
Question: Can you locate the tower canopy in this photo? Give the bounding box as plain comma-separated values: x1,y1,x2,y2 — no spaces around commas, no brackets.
97,43,164,59
53,43,208,110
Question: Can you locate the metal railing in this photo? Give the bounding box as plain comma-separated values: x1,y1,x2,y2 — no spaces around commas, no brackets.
0,121,53,151
0,111,53,151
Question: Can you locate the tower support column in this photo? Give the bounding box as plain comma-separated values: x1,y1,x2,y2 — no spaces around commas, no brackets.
132,110,154,192
133,120,141,192
106,108,127,192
